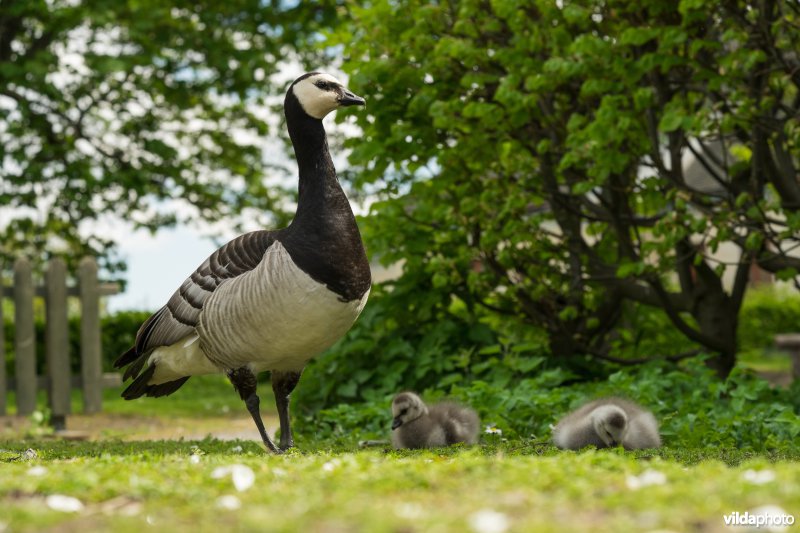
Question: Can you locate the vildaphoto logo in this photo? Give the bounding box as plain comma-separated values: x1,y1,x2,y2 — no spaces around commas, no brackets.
723,511,795,528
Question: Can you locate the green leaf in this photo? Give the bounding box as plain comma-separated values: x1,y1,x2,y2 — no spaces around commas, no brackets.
659,109,686,132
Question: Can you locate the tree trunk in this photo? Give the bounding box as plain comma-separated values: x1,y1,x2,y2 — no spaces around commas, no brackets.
691,277,738,378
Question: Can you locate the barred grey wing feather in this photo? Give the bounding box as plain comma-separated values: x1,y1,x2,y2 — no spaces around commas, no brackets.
132,230,278,357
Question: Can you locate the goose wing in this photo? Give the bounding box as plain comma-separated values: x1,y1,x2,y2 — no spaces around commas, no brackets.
115,230,278,377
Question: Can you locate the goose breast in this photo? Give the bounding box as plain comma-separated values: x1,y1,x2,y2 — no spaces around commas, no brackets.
197,240,369,372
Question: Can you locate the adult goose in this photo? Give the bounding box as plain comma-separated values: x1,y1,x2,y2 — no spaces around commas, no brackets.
552,397,661,450
114,72,371,453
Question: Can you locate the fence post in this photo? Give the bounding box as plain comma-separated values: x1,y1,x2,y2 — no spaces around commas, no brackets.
774,334,800,382
13,258,37,415
79,257,102,413
46,258,71,429
0,274,5,415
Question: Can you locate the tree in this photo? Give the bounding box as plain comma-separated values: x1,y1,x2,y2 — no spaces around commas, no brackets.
333,0,800,376
0,0,341,274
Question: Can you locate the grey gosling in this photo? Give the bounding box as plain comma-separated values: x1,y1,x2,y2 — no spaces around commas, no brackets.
391,392,480,449
552,397,661,450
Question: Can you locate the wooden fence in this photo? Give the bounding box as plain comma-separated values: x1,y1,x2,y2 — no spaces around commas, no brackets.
1,257,121,429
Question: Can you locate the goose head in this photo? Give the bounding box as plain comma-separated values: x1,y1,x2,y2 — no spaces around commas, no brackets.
289,72,365,120
391,392,428,430
591,404,628,447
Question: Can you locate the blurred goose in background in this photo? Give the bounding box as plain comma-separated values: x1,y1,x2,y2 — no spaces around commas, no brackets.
552,397,661,450
114,72,370,453
391,392,480,449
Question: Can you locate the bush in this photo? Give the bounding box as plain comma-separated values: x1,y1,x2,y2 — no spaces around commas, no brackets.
4,309,151,377
738,285,800,352
296,284,800,451
296,285,557,411
298,359,800,452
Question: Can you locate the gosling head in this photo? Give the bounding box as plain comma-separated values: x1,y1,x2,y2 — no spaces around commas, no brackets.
391,392,428,430
289,72,365,120
591,404,628,447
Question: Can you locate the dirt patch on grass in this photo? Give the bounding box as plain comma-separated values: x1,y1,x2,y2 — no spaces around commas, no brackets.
0,412,278,443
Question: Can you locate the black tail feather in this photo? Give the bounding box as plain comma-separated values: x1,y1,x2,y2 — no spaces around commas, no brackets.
147,376,191,398
122,353,149,382
122,364,156,400
121,363,191,400
114,346,138,369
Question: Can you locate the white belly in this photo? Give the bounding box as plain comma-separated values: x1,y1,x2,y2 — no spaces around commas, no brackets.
196,240,369,372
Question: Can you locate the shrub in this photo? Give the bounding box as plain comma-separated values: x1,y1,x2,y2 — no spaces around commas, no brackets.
4,309,151,377
296,286,557,411
298,359,800,452
738,285,800,352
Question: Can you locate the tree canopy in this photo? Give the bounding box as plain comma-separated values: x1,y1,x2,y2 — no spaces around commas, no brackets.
333,0,800,376
0,0,340,273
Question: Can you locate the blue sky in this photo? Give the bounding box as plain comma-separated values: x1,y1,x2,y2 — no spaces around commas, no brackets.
107,225,219,312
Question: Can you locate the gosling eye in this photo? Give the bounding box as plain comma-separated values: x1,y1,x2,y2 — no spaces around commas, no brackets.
400,408,408,416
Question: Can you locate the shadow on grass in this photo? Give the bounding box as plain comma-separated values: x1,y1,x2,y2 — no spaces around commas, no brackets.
3,434,798,466
0,437,268,461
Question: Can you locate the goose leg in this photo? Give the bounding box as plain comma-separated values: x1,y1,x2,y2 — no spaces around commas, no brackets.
228,367,281,454
271,370,302,451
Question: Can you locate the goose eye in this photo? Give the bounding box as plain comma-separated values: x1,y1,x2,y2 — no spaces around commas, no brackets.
315,80,331,90
400,408,408,416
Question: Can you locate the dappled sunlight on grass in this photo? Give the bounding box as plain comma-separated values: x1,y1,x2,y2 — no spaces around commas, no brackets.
1,441,799,532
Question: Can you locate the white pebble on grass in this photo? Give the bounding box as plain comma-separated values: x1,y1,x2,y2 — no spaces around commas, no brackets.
189,454,201,465
46,494,84,513
27,466,47,477
469,509,510,533
216,495,242,511
230,445,243,454
626,470,667,490
211,464,255,492
322,458,342,472
742,469,776,485
394,503,423,519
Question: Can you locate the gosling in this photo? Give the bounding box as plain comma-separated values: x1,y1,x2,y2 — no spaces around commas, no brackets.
552,397,661,450
391,392,480,449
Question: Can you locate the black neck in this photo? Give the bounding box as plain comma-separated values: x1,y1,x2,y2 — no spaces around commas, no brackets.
280,89,371,302
285,93,351,224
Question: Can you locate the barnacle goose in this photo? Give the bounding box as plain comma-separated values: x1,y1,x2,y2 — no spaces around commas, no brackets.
552,397,661,450
390,392,480,449
114,72,370,453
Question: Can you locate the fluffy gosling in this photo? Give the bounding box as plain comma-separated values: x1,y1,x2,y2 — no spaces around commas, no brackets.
390,392,480,449
552,397,661,450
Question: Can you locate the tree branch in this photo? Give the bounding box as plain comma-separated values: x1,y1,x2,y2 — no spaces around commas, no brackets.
647,278,729,352
586,348,701,365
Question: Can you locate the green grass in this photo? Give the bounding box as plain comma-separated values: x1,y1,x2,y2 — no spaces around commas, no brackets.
1,439,799,532
101,375,252,418
738,349,794,373
3,375,255,418
2,372,799,531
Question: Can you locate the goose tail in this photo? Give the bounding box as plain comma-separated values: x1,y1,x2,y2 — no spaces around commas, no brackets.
121,363,191,400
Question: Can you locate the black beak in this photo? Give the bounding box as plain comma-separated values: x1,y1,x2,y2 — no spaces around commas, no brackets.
391,417,402,430
339,88,366,107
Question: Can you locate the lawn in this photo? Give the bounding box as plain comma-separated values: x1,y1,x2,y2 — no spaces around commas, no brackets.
1,375,799,532
1,439,799,532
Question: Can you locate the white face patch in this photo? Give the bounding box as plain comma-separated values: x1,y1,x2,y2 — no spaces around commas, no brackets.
292,73,345,119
